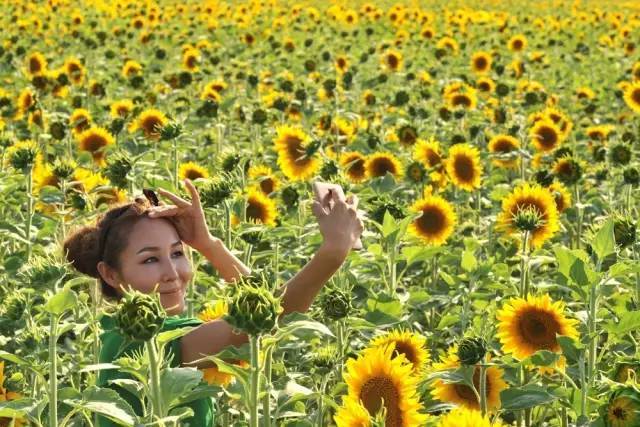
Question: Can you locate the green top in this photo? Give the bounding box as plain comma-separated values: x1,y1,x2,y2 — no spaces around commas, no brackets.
97,315,215,427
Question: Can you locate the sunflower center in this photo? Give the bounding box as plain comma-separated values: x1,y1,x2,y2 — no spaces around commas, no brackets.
346,156,366,178
30,58,42,73
631,88,640,105
494,139,516,152
246,201,266,223
387,54,399,69
416,206,446,236
512,40,523,50
453,154,475,183
142,117,163,135
392,341,417,366
259,178,275,195
283,136,311,166
426,150,441,167
535,126,558,149
359,376,402,427
184,168,205,180
452,94,472,107
371,158,396,177
518,308,561,350
82,134,108,152
474,57,488,70
612,406,626,420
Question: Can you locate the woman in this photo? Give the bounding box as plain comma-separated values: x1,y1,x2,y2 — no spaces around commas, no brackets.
63,179,364,426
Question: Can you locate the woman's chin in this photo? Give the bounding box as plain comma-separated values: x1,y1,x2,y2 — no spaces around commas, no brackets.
160,290,186,315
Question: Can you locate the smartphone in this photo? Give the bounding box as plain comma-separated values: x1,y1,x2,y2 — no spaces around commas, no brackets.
312,181,363,250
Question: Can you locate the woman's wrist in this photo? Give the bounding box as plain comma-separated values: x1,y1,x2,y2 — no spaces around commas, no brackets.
317,241,350,267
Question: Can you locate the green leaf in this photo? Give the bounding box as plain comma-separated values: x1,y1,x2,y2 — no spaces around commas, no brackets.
364,294,403,326
557,335,583,365
44,288,77,315
157,326,196,346
381,210,396,238
160,368,204,410
461,250,477,272
271,320,334,344
591,218,616,262
606,311,640,336
63,386,137,426
529,350,558,366
500,385,557,410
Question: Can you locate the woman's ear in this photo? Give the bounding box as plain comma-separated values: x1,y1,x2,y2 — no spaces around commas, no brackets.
97,261,123,293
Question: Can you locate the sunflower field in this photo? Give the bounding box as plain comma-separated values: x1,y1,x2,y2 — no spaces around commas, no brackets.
1,0,640,426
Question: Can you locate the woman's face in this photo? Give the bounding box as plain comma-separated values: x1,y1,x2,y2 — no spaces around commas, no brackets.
99,217,193,315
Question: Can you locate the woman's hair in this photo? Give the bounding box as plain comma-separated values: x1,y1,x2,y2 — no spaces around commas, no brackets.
63,195,155,299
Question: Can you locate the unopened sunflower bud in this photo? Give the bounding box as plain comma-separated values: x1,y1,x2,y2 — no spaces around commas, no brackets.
457,337,487,365
311,344,337,373
52,159,75,181
6,140,38,172
623,167,640,186
224,275,282,336
614,215,636,249
104,152,133,189
319,287,352,321
160,122,183,140
200,177,232,208
114,289,166,341
513,205,545,232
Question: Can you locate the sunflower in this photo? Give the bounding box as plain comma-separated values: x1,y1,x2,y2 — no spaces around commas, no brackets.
368,330,429,374
179,162,210,181
121,59,143,79
471,51,492,74
413,137,443,171
586,125,615,142
64,57,85,85
623,81,640,114
496,183,559,248
273,125,321,181
198,300,229,322
380,49,404,73
365,152,404,180
69,108,92,136
409,194,456,245
335,55,349,75
248,165,280,196
77,127,116,167
605,388,640,427
529,120,564,153
552,156,583,185
437,407,496,427
26,52,47,76
95,187,129,208
508,34,527,52
431,345,507,412
130,109,168,140
548,182,571,213
497,294,579,361
182,48,201,72
245,189,277,226
16,88,36,118
488,135,520,169
343,345,428,427
335,398,373,427
330,118,357,144
202,359,249,387
576,87,595,100
444,83,478,110
445,144,482,191
340,151,367,183
110,100,134,119
477,77,496,94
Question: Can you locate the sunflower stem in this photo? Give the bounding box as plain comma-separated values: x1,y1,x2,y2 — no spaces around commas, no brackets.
172,137,178,190
262,345,273,427
146,339,164,420
48,314,59,427
223,200,232,248
479,361,488,416
431,255,438,287
249,334,261,427
519,231,530,298
25,165,33,262
574,184,583,250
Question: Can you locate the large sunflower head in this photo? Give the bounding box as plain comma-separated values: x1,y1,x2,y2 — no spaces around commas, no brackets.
623,81,640,114
471,51,492,74
26,52,47,76
273,125,321,181
604,387,640,427
69,108,92,136
408,194,457,246
431,345,507,411
497,183,559,248
179,161,210,181
110,99,134,119
368,330,429,374
64,57,85,84
497,294,579,360
77,127,116,166
508,34,527,52
245,189,277,226
365,152,404,180
529,120,563,153
413,137,443,169
248,165,280,195
343,344,428,427
488,135,520,169
445,143,482,191
340,151,367,183
130,109,168,140
335,397,373,427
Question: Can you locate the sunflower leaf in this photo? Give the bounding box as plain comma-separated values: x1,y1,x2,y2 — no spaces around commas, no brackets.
500,385,557,410
591,218,616,264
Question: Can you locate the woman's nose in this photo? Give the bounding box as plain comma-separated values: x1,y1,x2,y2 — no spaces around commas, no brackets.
162,260,180,282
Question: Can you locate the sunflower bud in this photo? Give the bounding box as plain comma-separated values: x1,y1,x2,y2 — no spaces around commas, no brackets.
623,167,640,187
513,205,545,232
114,289,166,341
19,253,68,290
609,143,632,166
49,121,66,141
310,344,337,374
602,387,640,427
6,140,38,172
320,160,339,180
52,159,75,181
280,186,299,210
1,292,26,323
103,152,133,189
221,153,241,172
613,216,636,249
160,122,183,141
457,337,487,365
199,177,232,208
318,287,352,321
224,275,282,336
405,161,426,184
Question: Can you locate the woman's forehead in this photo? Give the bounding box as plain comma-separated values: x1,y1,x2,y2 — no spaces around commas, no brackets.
127,217,181,248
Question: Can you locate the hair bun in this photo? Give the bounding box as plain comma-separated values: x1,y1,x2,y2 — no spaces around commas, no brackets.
63,225,102,279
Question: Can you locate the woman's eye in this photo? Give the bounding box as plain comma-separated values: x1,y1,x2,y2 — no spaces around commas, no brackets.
143,257,157,264
173,250,184,257
143,251,183,264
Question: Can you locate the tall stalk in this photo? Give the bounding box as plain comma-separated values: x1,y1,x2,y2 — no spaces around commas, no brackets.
146,339,164,420
478,361,488,416
25,165,34,261
48,315,58,427
262,346,273,427
520,231,530,298
249,335,261,427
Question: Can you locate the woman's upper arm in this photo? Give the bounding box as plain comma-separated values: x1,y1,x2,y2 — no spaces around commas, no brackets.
180,319,248,368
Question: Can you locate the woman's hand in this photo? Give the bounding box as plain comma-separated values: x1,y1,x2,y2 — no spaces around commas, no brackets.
148,179,214,252
312,190,364,259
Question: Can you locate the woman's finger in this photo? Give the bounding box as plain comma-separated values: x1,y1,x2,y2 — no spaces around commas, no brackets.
156,187,191,208
346,194,359,209
183,179,202,208
148,206,181,218
312,201,329,218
